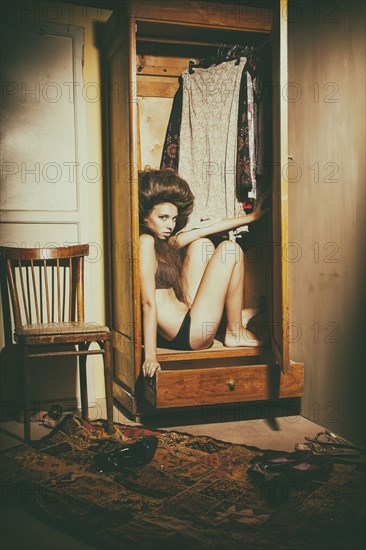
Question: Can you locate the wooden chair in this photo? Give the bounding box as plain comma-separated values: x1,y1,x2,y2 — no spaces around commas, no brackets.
1,244,114,442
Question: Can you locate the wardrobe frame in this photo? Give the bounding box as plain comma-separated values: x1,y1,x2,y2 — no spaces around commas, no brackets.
102,0,304,418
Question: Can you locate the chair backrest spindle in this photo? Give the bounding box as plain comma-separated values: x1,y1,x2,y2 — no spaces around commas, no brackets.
56,258,61,323
25,266,32,324
43,259,51,323
30,259,40,324
77,257,85,322
51,265,55,322
17,259,30,324
39,265,43,324
62,264,67,322
5,260,22,328
68,257,72,322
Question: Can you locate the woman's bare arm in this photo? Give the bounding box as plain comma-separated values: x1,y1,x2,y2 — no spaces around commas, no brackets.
171,193,270,249
139,234,161,377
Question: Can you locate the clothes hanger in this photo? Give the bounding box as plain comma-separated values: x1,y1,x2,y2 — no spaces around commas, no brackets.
188,44,256,74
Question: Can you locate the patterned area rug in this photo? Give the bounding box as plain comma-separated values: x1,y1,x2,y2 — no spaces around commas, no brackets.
1,415,365,549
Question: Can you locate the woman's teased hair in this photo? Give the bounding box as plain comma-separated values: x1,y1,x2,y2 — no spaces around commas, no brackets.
138,169,194,234
138,169,194,305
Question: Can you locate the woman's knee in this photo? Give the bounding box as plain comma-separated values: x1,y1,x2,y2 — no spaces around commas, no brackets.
187,238,215,264
216,240,243,263
189,323,217,350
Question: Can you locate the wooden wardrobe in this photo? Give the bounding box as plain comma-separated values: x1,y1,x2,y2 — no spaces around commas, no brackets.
102,0,304,418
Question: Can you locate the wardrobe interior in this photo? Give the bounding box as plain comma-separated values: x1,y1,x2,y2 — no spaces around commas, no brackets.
136,21,273,349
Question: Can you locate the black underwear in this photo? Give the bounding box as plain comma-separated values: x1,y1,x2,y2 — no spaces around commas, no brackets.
157,310,192,351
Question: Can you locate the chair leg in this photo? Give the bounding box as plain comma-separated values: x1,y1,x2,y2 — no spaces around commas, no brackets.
22,345,31,444
78,343,90,422
103,338,114,434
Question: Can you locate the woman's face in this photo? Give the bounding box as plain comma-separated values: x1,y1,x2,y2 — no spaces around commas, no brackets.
144,202,178,240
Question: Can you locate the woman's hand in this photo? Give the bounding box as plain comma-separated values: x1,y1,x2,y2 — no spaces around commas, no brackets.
252,191,270,221
174,191,271,245
142,358,161,378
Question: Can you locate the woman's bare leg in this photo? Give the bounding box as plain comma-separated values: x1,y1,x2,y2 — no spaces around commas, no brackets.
189,240,260,349
182,238,215,306
223,252,260,347
183,238,259,329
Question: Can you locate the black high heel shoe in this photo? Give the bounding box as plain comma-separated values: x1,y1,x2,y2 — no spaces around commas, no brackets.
247,450,333,506
248,450,333,484
94,436,159,472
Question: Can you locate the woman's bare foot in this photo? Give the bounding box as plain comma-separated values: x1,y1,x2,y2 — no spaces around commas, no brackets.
224,326,262,347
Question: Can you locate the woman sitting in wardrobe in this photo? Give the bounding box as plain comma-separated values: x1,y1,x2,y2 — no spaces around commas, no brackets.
139,169,269,378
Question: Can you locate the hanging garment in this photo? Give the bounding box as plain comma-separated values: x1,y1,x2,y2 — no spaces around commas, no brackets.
178,58,247,233
236,59,261,214
160,80,183,172
247,71,257,195
160,56,263,229
236,65,251,211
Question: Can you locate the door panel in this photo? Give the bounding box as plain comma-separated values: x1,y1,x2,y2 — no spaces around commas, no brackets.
0,21,94,405
103,15,141,393
270,0,289,372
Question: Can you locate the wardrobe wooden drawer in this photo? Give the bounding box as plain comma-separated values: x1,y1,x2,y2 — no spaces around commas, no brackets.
144,362,304,408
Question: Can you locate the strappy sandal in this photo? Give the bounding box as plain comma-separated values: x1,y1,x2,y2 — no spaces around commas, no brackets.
42,404,63,429
295,441,360,457
30,409,48,423
304,430,365,453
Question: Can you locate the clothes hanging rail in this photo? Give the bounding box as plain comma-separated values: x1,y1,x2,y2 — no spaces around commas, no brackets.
188,40,270,74
137,36,231,48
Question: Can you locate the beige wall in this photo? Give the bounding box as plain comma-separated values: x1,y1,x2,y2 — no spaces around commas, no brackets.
67,4,112,398
288,0,365,444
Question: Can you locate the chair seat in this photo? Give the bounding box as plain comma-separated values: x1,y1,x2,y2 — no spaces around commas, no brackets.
16,321,110,340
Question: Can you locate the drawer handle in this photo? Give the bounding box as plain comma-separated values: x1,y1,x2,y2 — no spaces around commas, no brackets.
228,379,236,391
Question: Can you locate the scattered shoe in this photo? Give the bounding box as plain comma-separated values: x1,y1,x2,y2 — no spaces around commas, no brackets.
42,404,63,428
248,450,333,485
295,430,366,464
94,435,159,472
304,430,365,453
295,441,360,458
248,462,291,505
247,450,333,506
30,409,48,423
